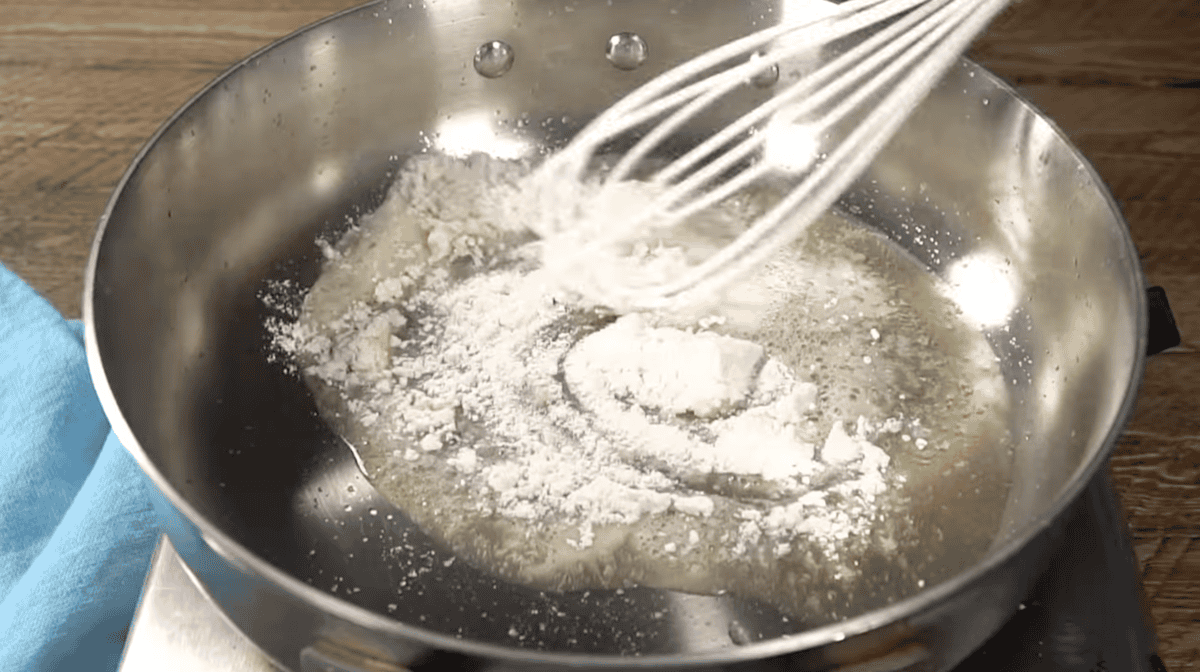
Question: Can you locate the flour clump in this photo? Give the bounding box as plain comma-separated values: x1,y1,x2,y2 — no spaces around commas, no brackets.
570,313,765,419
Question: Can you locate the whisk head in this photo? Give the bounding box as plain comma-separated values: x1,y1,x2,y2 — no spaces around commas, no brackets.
529,0,1010,312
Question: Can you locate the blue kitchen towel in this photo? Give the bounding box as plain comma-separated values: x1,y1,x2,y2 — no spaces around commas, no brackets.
0,263,159,671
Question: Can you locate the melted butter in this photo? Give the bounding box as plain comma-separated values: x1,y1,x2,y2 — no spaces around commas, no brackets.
289,160,1012,627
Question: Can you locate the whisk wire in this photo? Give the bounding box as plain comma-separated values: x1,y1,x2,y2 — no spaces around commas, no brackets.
635,0,1011,306
541,0,1012,309
563,0,930,171
605,0,934,184
648,0,964,222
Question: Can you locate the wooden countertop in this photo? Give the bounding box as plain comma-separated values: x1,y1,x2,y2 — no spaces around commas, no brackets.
2,0,1196,667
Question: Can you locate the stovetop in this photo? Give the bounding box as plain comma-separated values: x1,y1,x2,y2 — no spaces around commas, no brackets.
118,471,1166,672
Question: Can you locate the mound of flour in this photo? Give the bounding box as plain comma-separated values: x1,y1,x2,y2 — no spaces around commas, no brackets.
269,153,920,582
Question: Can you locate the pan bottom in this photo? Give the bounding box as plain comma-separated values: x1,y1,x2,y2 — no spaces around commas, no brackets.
267,152,1013,629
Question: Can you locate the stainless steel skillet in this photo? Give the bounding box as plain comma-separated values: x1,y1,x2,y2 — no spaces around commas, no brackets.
85,0,1151,669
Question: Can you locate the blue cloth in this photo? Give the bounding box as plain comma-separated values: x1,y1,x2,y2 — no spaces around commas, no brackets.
0,264,159,671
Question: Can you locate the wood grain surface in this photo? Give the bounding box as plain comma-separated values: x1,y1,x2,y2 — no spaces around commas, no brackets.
2,0,1197,667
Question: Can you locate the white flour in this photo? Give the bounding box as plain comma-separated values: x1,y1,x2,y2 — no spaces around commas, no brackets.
267,153,965,604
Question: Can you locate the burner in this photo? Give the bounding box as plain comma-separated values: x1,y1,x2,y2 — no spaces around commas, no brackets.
118,472,1164,672
954,472,1164,672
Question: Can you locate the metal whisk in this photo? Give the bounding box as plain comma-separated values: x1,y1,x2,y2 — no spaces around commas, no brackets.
534,0,1011,310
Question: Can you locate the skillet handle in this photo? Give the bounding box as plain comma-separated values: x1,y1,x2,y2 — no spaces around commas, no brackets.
1146,286,1181,356
301,641,411,672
